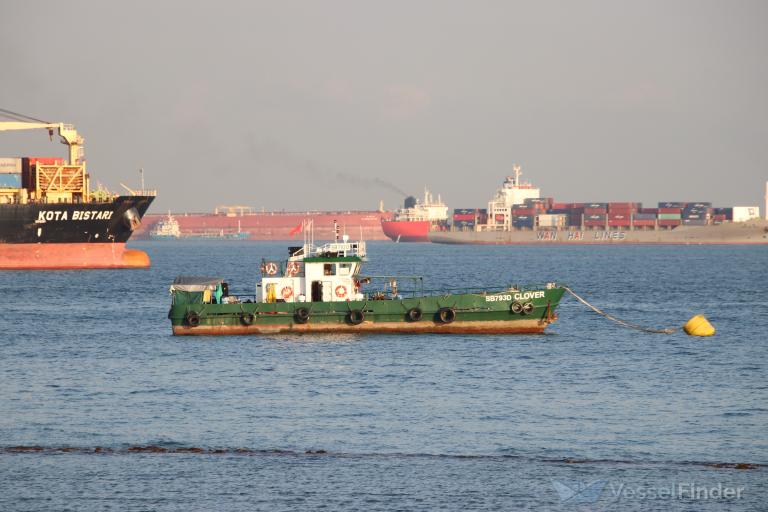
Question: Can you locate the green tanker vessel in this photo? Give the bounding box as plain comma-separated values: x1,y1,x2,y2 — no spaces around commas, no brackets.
168,225,564,335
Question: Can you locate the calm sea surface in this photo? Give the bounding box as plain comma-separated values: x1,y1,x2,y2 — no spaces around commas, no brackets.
1,241,766,511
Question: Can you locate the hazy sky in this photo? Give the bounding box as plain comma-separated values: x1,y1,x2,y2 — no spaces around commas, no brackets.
1,0,766,212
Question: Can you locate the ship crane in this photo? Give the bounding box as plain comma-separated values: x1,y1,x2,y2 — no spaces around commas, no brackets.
0,120,84,165
0,109,89,202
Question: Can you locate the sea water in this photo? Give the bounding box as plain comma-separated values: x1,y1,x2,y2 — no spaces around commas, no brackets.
1,241,766,511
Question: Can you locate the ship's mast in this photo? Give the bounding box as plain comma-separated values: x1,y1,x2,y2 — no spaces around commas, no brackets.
513,164,522,186
764,181,768,220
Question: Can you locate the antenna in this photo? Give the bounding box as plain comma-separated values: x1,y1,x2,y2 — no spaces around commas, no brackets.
139,168,145,192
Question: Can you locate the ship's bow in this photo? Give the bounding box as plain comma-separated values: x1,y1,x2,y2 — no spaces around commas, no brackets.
0,194,155,269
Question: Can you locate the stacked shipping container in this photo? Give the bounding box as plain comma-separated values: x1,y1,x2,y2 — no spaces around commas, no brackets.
452,196,753,232
1,157,66,198
452,208,488,230
0,157,22,189
453,208,476,230
657,203,683,227
568,203,584,227
537,214,568,228
682,202,712,226
607,202,639,228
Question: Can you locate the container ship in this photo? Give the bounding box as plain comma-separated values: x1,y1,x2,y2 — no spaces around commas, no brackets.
135,205,394,241
0,114,155,269
405,166,767,245
380,188,449,242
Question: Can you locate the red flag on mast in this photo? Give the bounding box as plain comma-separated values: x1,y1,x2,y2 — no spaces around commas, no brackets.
288,222,303,237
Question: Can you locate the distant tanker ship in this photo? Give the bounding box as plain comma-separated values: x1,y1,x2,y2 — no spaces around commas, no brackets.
135,206,394,241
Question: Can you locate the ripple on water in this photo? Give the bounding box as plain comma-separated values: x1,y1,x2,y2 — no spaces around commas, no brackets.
1,242,767,511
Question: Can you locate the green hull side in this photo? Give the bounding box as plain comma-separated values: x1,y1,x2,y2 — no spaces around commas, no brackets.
169,287,566,335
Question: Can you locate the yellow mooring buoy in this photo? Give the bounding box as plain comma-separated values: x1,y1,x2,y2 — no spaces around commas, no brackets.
563,287,715,336
683,315,715,337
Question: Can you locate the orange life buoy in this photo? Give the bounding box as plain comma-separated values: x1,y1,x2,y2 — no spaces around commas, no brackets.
286,261,301,276
264,262,278,276
335,285,347,298
281,286,294,299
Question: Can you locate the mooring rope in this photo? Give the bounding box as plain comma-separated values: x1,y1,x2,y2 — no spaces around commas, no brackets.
563,286,679,334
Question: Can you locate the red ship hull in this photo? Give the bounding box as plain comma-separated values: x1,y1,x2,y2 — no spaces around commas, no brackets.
0,243,150,269
135,211,394,241
380,220,431,242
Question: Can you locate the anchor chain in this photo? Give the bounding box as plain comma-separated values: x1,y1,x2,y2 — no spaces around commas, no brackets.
563,286,679,334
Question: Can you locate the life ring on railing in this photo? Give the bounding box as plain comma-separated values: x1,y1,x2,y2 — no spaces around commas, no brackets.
335,285,348,299
263,262,278,276
437,307,456,324
185,311,200,327
347,309,365,325
286,261,301,276
281,286,294,300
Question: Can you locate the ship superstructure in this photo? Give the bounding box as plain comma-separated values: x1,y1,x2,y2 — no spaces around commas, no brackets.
393,188,449,222
486,165,541,229
380,188,448,242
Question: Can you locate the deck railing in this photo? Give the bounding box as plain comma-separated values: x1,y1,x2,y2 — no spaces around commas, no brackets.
219,282,558,304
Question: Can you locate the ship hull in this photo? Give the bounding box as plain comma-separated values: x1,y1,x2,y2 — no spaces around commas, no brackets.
0,195,154,269
428,221,768,245
169,288,565,336
0,243,149,269
173,318,551,335
135,211,394,241
380,220,431,242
